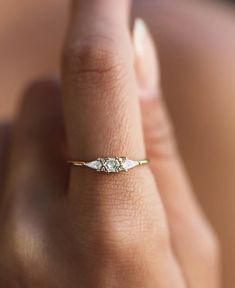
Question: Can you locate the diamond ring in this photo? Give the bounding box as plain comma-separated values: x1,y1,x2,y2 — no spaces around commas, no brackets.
68,157,149,173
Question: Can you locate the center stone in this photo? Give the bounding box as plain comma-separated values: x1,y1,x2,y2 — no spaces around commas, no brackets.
105,158,120,172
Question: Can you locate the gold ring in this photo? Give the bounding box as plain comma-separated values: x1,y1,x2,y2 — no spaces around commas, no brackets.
68,157,149,173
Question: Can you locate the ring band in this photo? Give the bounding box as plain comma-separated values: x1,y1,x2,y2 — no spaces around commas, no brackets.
68,157,149,173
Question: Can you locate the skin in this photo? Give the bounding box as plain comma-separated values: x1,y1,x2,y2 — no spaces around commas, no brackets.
134,2,235,287
0,0,220,287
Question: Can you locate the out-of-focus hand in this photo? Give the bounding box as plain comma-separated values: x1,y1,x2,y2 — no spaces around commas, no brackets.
0,1,220,287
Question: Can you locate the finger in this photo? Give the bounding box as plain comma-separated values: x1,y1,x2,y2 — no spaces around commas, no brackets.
62,2,186,286
0,122,12,196
6,79,67,208
134,18,221,288
63,0,153,234
63,0,145,161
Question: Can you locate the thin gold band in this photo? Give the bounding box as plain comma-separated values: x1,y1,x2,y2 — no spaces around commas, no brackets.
68,161,86,167
68,157,149,173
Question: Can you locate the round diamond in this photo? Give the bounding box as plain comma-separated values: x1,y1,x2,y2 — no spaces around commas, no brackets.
105,158,120,172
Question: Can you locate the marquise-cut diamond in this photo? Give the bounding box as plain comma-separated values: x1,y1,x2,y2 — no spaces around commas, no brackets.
123,159,139,170
85,160,102,170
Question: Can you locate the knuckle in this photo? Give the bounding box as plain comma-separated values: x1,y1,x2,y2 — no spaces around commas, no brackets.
104,219,168,255
63,37,124,85
82,220,169,262
76,173,170,257
96,221,169,261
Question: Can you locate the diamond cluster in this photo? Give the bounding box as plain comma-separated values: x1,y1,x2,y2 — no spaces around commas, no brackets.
85,157,139,173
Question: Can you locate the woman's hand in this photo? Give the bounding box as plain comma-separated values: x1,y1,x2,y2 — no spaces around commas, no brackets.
0,0,220,287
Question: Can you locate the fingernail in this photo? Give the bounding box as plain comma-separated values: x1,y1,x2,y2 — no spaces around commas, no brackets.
133,18,160,99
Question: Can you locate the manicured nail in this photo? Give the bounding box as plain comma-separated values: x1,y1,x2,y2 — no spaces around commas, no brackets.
133,18,160,98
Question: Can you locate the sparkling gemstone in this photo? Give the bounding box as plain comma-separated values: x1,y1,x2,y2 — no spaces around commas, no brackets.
123,159,138,170
105,158,120,172
85,160,102,170
85,157,141,172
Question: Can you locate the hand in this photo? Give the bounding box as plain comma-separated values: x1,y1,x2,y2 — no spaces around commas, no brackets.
0,0,220,287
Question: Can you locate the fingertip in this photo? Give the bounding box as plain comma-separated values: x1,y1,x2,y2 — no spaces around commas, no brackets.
133,18,160,99
22,77,60,104
19,77,62,124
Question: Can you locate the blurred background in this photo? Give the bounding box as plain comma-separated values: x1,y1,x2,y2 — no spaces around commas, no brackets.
0,0,235,287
